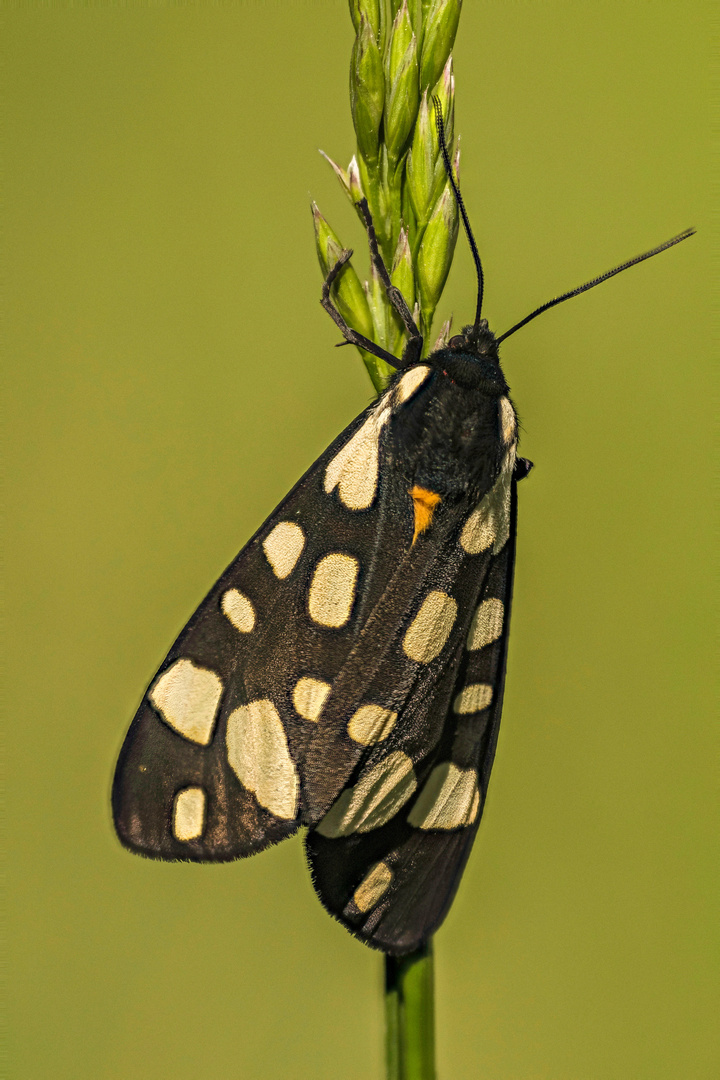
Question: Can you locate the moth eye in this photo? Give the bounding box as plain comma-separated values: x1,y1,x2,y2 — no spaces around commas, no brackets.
449,335,465,348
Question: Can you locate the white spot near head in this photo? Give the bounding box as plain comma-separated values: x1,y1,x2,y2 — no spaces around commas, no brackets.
315,751,417,837
403,591,457,663
324,407,391,510
353,861,393,913
172,786,206,841
308,553,359,628
347,704,398,745
453,683,493,714
226,699,299,819
466,598,504,650
149,659,222,745
263,522,305,579
407,763,481,830
292,677,331,721
459,455,514,555
499,396,517,445
394,365,431,405
221,589,255,633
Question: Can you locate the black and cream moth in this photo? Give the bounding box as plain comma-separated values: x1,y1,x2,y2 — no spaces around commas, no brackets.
113,292,531,954
112,147,692,953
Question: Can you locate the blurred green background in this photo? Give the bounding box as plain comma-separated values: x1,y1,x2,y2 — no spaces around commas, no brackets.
5,3,715,1078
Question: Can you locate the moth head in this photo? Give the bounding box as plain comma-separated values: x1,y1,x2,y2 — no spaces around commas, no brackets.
450,319,499,358
431,321,508,395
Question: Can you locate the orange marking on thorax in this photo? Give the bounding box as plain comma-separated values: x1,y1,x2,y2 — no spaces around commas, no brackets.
409,486,442,545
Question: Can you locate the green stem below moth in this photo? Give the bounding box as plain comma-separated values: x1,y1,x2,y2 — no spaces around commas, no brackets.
385,941,436,1080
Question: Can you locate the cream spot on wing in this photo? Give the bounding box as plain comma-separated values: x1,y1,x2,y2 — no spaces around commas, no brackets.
149,659,222,745
221,588,256,633
407,763,481,830
353,861,393,913
262,521,305,579
454,683,493,714
499,395,517,445
403,591,457,663
308,553,359,628
292,677,331,721
459,452,514,555
347,704,398,745
226,699,299,819
466,598,505,650
324,407,391,510
315,751,417,837
172,786,206,841
394,365,431,404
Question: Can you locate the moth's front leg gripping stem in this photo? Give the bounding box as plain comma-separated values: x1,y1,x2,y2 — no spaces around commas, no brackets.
320,250,403,368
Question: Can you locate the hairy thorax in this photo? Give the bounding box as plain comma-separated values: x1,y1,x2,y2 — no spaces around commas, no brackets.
390,341,517,505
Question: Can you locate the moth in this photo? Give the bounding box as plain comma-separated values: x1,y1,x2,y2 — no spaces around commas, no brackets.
112,112,693,955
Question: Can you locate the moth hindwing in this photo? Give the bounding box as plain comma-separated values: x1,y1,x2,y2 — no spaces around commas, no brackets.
113,330,530,954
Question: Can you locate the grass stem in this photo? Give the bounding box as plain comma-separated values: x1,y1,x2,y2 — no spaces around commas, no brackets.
385,940,435,1080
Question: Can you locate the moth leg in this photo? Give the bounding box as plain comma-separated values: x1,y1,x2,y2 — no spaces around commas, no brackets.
320,249,404,368
514,457,534,481
357,198,424,367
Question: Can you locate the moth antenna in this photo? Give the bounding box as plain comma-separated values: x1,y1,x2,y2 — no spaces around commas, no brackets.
432,95,485,329
497,228,696,344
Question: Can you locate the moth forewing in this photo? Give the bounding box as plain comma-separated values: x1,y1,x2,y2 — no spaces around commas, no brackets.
112,392,389,861
112,365,454,859
306,484,519,954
